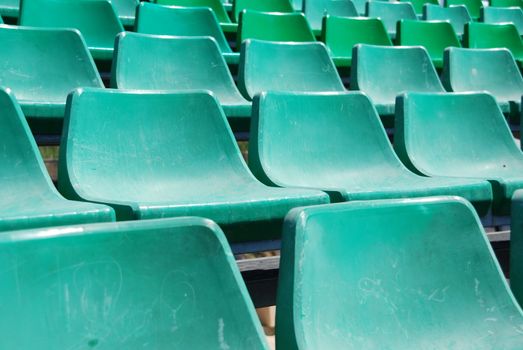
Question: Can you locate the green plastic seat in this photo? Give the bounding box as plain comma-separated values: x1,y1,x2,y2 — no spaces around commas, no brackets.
442,47,523,118
0,25,104,133
303,0,358,36
153,0,237,33
0,88,114,231
366,1,417,39
397,19,461,69
238,10,315,47
112,33,250,120
423,3,471,37
491,0,523,8
0,217,269,349
135,3,238,65
399,0,438,16
277,196,523,349
0,0,18,19
483,6,523,35
291,0,303,10
59,89,329,242
233,0,293,22
238,40,345,100
511,189,523,305
111,0,139,27
395,92,523,215
20,0,124,61
350,44,444,120
249,91,492,214
322,16,392,67
446,0,482,20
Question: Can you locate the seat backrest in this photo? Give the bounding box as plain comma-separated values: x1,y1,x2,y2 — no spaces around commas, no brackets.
399,0,438,15
511,189,523,305
442,47,523,103
446,0,482,18
238,10,315,45
304,0,358,33
277,196,523,349
135,3,232,53
154,0,232,23
111,0,139,26
366,1,417,36
0,26,103,105
483,6,523,35
0,217,268,349
465,22,523,59
238,40,345,100
351,44,444,107
423,3,471,36
233,0,293,21
491,0,523,8
0,0,18,18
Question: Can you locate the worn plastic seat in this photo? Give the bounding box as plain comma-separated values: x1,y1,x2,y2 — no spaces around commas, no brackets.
511,190,523,305
304,0,358,36
277,196,523,349
112,33,250,121
395,92,523,215
366,1,417,39
0,25,104,133
0,217,269,349
0,0,18,19
233,0,293,22
111,0,139,27
20,0,124,61
491,0,523,8
423,3,471,37
135,3,238,64
239,40,345,100
446,0,482,20
397,20,461,68
59,89,329,242
483,6,523,35
250,91,492,214
399,0,438,16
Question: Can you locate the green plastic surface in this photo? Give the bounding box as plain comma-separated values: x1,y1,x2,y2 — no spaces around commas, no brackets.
0,0,18,18
350,44,444,117
20,0,124,61
423,3,471,36
491,0,523,8
111,0,139,26
366,1,417,39
249,91,492,214
0,25,103,133
238,40,344,100
304,0,358,36
395,92,523,215
277,196,523,349
397,19,461,68
112,33,250,119
399,0,438,15
483,6,523,35
292,0,302,10
0,88,114,231
0,217,269,349
232,0,293,22
442,47,523,117
446,0,482,19
322,16,391,67
59,89,329,241
511,190,523,305
135,3,238,64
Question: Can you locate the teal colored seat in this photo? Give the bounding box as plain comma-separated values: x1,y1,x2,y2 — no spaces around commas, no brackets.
483,6,523,36
238,40,345,100
397,19,461,68
20,0,124,61
491,0,523,8
0,0,18,19
395,92,523,215
59,89,329,242
399,0,438,16
322,16,392,67
0,88,114,231
232,0,294,22
135,3,238,65
0,217,269,349
442,47,523,119
112,33,250,120
366,1,417,39
292,0,303,10
303,0,358,36
350,44,444,120
249,91,492,214
511,190,523,305
446,0,482,20
277,197,523,349
0,25,104,133
423,3,471,37
111,0,139,27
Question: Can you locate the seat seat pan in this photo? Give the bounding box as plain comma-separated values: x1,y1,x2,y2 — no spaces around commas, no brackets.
222,103,251,118
20,101,65,119
223,52,240,65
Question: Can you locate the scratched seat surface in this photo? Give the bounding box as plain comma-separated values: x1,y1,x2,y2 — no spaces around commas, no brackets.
277,197,523,349
0,217,269,349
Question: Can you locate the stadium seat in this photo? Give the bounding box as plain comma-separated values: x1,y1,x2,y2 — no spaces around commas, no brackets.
445,0,482,20
491,0,523,8
277,197,523,349
423,3,471,37
291,0,303,11
0,25,104,134
397,20,461,68
303,0,358,36
0,217,269,349
0,0,18,19
465,22,523,68
511,190,523,305
233,0,294,22
249,91,492,214
19,0,124,61
366,1,417,39
395,92,523,215
112,33,250,122
321,16,392,68
442,47,523,118
111,0,139,27
482,6,523,36
399,0,438,16
238,10,315,46
59,89,329,242
135,3,238,64
238,40,345,100
0,88,114,231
